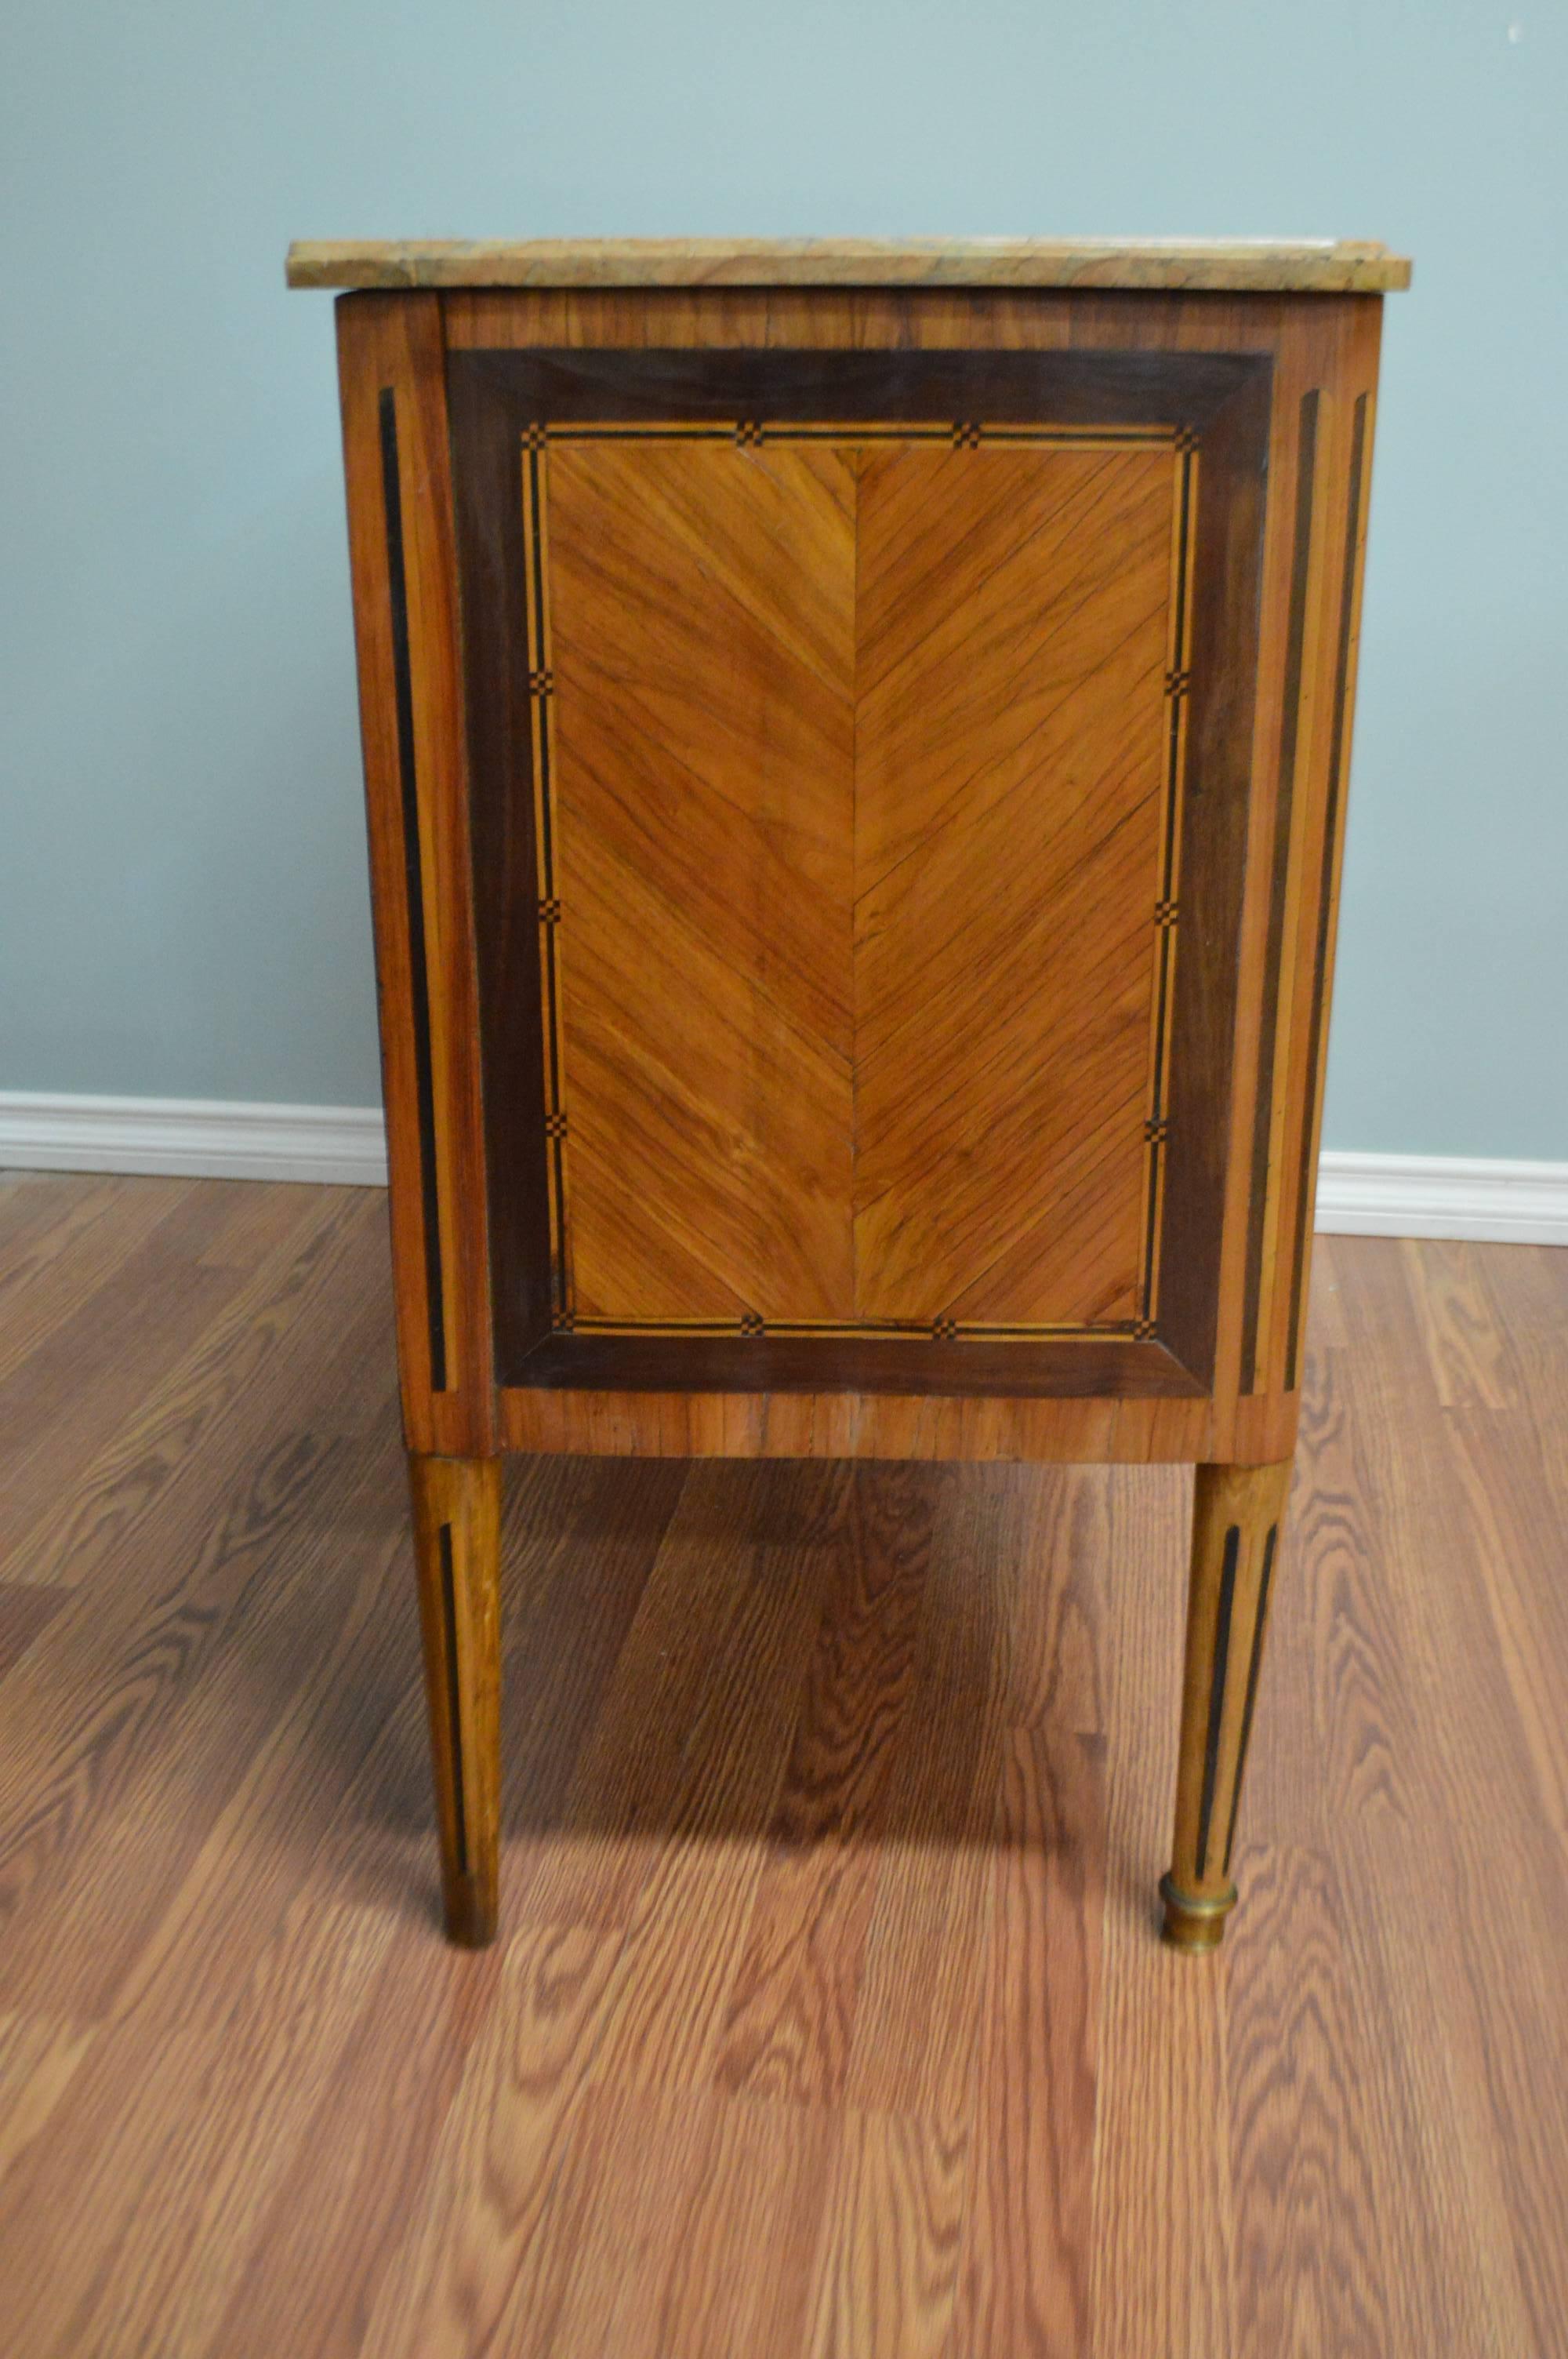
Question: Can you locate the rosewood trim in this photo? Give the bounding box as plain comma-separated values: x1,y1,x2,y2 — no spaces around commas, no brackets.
1243,389,1321,1390
450,346,1272,1398
510,1332,1205,1400
379,388,448,1392
1286,391,1370,1389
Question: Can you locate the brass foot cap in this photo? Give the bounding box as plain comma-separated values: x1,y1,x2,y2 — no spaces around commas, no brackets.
1160,1873,1237,1954
443,1885,499,1950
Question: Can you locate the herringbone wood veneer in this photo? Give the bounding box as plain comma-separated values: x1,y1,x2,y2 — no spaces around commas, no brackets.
539,432,1181,1335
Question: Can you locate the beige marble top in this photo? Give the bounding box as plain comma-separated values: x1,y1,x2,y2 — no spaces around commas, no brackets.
285,237,1410,296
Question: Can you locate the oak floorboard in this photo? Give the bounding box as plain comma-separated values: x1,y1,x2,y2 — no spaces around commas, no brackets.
356,1920,626,2359
0,1205,245,1560
209,1935,504,2359
1332,1242,1552,2351
0,1173,201,1384
0,2008,95,2189
0,1903,394,2359
550,2086,836,2359
0,1177,1563,2356
1400,1234,1524,1408
0,1583,66,1680
2,1187,383,1589
842,1468,1014,2125
714,1463,938,2106
1223,1843,1394,2358
0,1423,387,2020
805,2106,968,2359
523,1461,850,1935
944,1725,1106,2359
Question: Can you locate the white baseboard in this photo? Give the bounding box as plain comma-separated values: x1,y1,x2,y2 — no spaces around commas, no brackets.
0,1093,388,1187
2,1095,1565,1247
1315,1150,1568,1245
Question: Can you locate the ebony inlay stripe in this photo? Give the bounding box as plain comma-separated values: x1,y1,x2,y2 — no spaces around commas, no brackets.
1223,1521,1278,1874
437,1521,468,1877
379,388,448,1393
1242,390,1321,1391
1285,391,1369,1391
1196,1521,1241,1879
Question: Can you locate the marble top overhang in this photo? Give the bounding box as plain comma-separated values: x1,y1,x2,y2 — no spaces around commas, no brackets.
285,237,1411,296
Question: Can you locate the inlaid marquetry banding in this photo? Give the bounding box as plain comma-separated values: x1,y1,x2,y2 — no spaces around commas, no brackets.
1283,391,1370,1390
1223,1521,1278,1874
377,389,448,1394
436,1521,468,1876
521,434,573,1316
1243,390,1323,1391
551,1315,1150,1343
1196,1521,1241,1878
519,418,1180,451
1138,435,1199,1330
518,413,1200,1344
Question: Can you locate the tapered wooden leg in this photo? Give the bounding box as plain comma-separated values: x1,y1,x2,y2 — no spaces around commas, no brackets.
1162,1457,1294,1953
408,1452,502,1946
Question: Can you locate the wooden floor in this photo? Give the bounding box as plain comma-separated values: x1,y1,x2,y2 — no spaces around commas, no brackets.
0,1172,1564,2357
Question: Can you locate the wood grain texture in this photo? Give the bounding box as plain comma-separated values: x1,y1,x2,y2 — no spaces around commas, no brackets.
441,287,1378,1448
0,1585,66,1678
852,440,1173,1325
409,1452,503,1945
452,336,1279,1410
288,235,1413,294
336,292,494,1453
546,435,857,1322
713,1466,938,2104
1162,1456,1294,1949
499,1380,1298,1463
0,1177,1564,2359
540,428,1176,1332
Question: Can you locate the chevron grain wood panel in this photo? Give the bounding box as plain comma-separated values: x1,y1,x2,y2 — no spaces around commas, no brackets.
537,428,1184,1339
544,438,858,1325
853,442,1176,1326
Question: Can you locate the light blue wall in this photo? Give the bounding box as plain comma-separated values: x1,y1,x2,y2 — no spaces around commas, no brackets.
2,1,1564,1151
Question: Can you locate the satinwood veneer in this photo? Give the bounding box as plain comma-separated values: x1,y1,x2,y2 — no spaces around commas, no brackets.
292,236,1407,1951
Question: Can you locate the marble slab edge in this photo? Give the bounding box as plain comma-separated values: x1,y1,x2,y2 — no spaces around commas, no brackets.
285,238,1413,296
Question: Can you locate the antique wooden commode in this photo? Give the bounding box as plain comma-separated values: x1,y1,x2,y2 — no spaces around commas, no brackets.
288,235,1409,1951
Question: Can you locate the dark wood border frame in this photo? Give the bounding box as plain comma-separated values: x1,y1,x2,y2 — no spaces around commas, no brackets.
448,346,1272,1396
